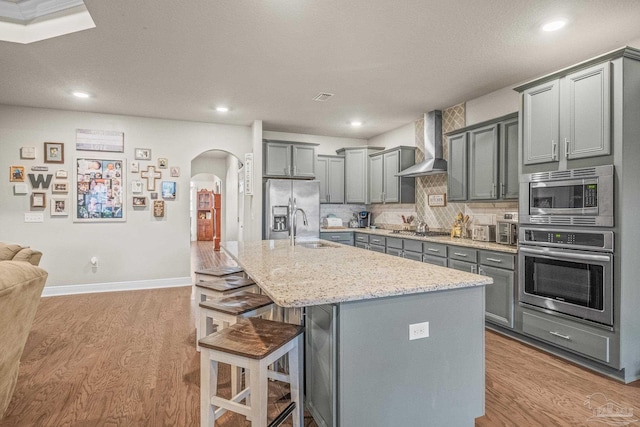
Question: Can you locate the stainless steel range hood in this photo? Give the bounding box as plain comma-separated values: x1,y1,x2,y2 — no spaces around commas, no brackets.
396,110,447,177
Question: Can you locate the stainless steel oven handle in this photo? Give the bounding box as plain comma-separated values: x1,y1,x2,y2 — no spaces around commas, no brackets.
549,331,571,341
519,246,611,262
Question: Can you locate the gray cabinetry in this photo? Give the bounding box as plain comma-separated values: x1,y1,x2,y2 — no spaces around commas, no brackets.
369,147,416,204
305,304,336,427
369,155,383,203
447,133,468,201
338,147,384,204
522,310,612,364
520,60,612,167
264,140,317,178
316,155,345,204
447,114,519,201
522,80,560,165
320,231,353,246
499,118,519,199
468,124,499,200
478,250,516,329
564,62,611,160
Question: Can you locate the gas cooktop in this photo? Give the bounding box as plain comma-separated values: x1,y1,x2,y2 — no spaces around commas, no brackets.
390,230,450,237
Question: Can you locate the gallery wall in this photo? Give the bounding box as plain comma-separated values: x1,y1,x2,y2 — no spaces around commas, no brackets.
0,105,253,289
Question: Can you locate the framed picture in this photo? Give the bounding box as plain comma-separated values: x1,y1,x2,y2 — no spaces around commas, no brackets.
158,158,168,169
10,166,25,182
133,196,147,207
153,200,165,217
21,147,36,159
52,181,69,193
74,158,125,222
131,180,143,194
134,148,151,160
44,142,64,163
31,192,46,208
76,129,124,153
130,161,139,173
55,169,68,179
161,181,176,199
150,192,158,200
428,194,447,207
170,166,180,177
51,198,69,216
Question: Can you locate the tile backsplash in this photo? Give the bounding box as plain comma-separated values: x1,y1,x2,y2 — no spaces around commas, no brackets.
369,102,518,231
321,204,366,225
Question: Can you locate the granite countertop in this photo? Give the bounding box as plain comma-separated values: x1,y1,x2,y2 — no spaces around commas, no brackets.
320,227,518,254
221,240,492,308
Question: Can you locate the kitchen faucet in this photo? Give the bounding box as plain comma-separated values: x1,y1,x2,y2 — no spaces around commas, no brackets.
289,198,308,246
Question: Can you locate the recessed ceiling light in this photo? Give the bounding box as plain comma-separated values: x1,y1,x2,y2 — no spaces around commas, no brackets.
350,121,363,127
73,91,91,98
215,106,230,113
541,19,567,32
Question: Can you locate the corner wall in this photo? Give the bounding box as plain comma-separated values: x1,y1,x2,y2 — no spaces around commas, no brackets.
0,105,253,288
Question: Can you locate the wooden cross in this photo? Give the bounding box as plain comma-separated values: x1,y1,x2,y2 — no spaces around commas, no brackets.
141,166,162,191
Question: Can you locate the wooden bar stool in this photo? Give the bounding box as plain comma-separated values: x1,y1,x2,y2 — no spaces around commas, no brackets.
199,318,304,427
195,266,245,282
198,292,275,396
194,276,258,330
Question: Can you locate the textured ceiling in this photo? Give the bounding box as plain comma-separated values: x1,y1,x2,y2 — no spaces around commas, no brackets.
2,0,640,139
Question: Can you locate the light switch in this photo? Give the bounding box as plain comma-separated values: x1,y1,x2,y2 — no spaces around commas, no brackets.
24,213,44,223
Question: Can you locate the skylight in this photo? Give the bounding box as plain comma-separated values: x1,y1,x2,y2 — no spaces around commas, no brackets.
0,0,95,44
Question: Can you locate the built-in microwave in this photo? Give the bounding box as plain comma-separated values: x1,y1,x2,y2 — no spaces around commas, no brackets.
520,165,614,227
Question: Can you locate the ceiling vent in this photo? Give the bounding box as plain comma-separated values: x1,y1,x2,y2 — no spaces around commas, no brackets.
312,93,334,102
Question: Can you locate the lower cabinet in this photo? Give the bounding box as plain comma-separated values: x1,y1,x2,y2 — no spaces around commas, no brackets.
423,254,448,267
320,232,354,246
448,259,477,273
305,304,336,427
521,309,612,364
478,251,516,329
403,250,423,261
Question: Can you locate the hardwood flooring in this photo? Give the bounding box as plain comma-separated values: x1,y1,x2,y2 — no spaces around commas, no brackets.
1,241,638,426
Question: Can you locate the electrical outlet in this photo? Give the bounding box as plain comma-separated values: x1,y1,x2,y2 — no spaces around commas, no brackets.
409,321,429,341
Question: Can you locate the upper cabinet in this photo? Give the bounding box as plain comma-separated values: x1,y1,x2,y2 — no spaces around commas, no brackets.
316,155,345,204
337,147,384,204
263,140,317,178
368,146,416,204
447,113,519,202
519,60,612,167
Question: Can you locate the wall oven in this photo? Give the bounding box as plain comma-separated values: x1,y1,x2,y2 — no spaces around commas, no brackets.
520,165,614,227
518,227,614,326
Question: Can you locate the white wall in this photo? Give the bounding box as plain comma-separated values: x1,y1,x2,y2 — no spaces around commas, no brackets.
263,130,367,155
366,122,415,149
225,155,240,241
465,87,519,126
0,105,253,288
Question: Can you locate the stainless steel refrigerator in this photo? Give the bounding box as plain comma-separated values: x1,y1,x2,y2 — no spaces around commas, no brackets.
264,179,320,242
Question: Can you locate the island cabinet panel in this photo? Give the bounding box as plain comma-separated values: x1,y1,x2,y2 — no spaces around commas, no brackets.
335,288,485,426
305,304,337,427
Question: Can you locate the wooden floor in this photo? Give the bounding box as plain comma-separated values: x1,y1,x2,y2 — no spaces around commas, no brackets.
2,241,639,426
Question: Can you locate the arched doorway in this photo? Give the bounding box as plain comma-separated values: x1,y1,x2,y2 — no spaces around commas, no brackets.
190,150,243,250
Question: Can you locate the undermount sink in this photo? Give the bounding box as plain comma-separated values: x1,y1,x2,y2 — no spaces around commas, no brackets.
298,242,333,249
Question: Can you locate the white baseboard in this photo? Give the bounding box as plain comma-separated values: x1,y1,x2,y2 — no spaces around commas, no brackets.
42,276,192,297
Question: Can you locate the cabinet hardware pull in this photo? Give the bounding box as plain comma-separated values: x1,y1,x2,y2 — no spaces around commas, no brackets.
564,138,570,158
501,183,505,198
331,236,340,239
549,331,571,340
478,267,485,275
492,183,496,198
293,166,297,176
486,257,503,263
427,248,440,253
471,265,477,273
454,252,468,257
552,140,557,160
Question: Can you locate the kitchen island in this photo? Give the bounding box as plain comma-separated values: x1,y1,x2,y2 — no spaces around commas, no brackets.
222,239,492,427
